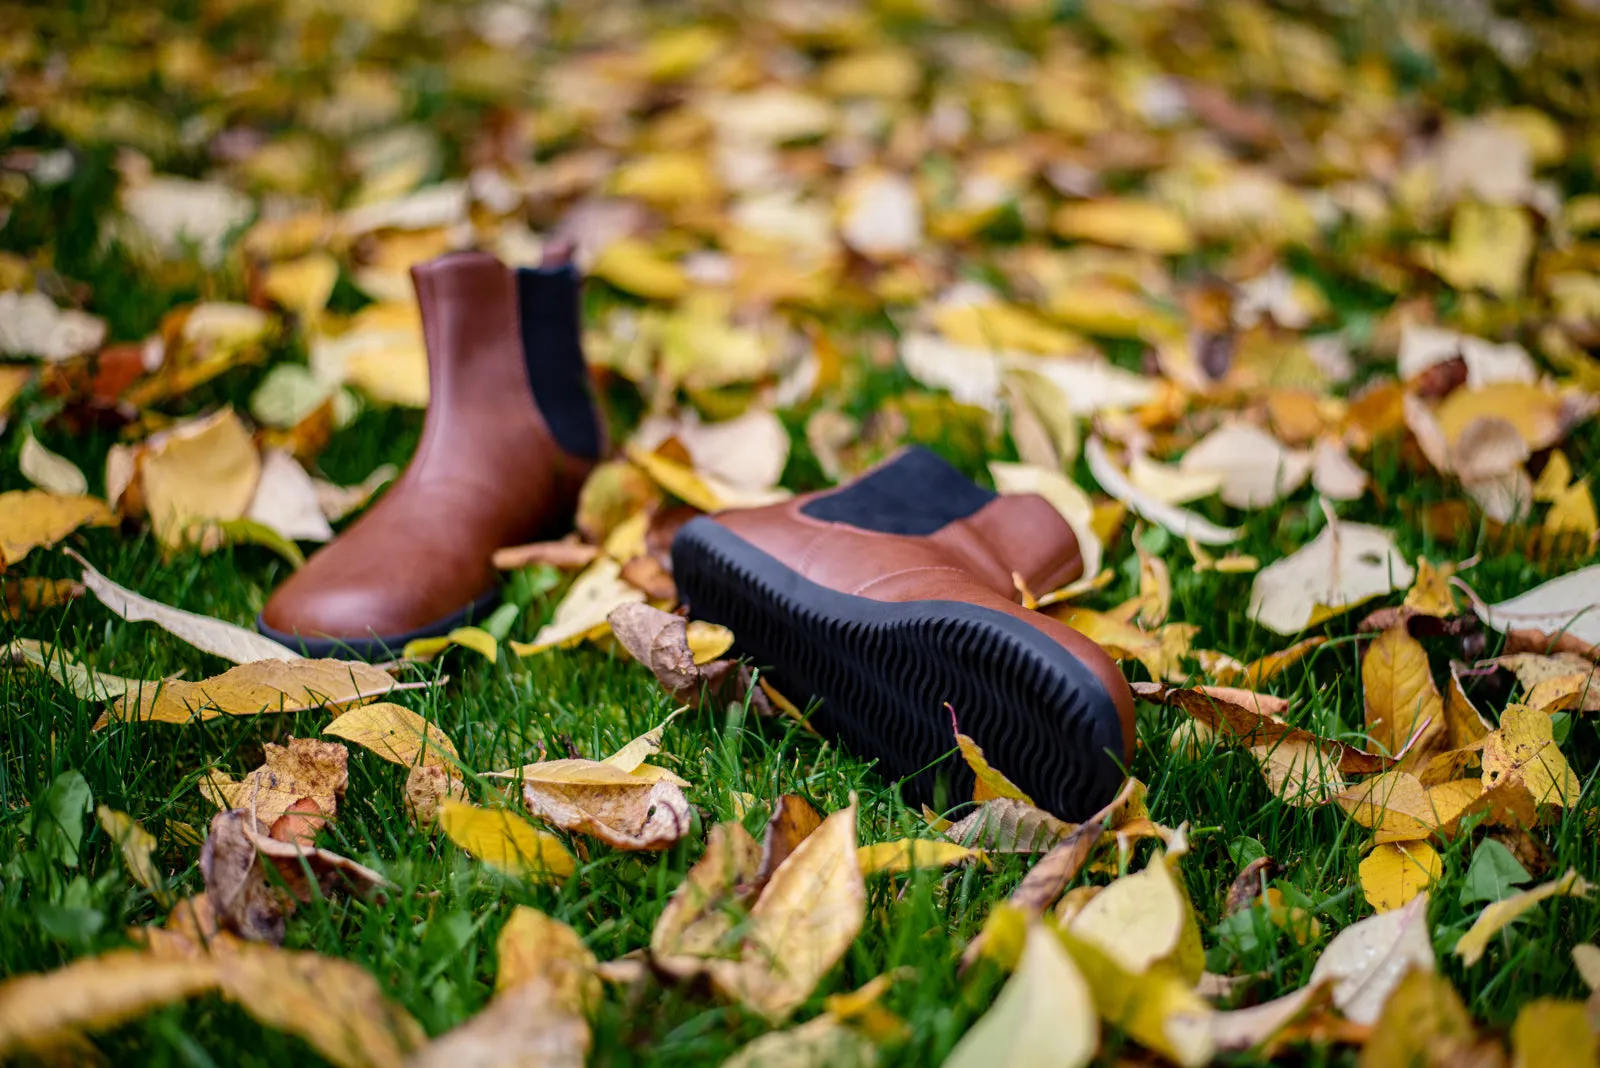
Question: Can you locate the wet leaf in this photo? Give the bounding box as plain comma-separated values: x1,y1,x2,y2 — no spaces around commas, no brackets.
1306,892,1434,1025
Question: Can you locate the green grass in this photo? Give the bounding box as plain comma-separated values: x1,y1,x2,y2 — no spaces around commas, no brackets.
6,2,1600,1065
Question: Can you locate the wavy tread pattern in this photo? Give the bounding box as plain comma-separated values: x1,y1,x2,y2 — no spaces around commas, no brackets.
672,518,1123,819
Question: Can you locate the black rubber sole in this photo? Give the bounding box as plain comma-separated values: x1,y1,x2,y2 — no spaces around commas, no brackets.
256,588,501,662
671,517,1125,819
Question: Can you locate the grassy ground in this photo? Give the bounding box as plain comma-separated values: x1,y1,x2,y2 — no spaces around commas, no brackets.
5,2,1600,1065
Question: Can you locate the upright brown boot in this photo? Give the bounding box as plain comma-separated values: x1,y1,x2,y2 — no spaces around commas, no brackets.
671,447,1134,818
259,250,602,659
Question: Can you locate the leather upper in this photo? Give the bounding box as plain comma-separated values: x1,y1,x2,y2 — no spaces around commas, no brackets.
260,252,595,642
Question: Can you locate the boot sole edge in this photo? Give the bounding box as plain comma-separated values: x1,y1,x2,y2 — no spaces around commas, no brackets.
256,588,502,661
671,516,1126,819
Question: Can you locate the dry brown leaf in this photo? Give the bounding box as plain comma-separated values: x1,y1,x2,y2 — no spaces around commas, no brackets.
1225,857,1276,916
524,775,692,852
707,797,866,1021
1134,682,1390,774
1250,741,1347,807
437,798,575,881
0,950,218,1058
204,738,348,835
0,490,115,565
324,702,459,771
492,539,600,572
494,907,600,1014
71,550,302,663
108,658,397,725
756,794,825,889
607,602,702,694
943,798,1073,853
403,764,465,827
200,810,295,944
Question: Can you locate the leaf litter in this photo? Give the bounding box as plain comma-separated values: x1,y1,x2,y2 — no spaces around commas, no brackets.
6,0,1600,1064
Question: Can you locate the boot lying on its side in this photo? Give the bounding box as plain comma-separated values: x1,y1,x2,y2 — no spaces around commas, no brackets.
671,447,1135,819
259,249,603,659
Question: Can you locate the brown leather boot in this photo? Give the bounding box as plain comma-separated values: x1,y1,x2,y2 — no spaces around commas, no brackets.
670,447,1135,818
259,250,602,659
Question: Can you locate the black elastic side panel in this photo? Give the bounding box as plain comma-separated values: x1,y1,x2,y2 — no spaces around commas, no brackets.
516,265,603,460
802,447,996,535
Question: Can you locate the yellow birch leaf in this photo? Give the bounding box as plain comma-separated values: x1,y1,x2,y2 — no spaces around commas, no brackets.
95,806,166,905
1250,740,1346,806
0,950,218,1057
1419,202,1533,297
509,556,645,656
650,821,762,979
708,797,866,1021
1482,704,1581,808
1510,999,1598,1068
1359,968,1486,1068
215,944,426,1068
108,658,398,725
1054,606,1197,681
494,906,600,1014
19,433,88,496
263,253,339,320
1068,845,1205,983
0,491,115,565
1455,870,1593,967
1359,841,1441,913
1053,199,1195,255
1333,770,1463,844
1363,623,1444,756
954,729,1035,806
856,839,984,876
687,621,735,664
944,924,1098,1068
140,408,262,551
1546,480,1599,540
323,702,459,770
437,798,575,881
401,626,498,664
1403,559,1461,618
590,239,689,300
1056,929,1214,1068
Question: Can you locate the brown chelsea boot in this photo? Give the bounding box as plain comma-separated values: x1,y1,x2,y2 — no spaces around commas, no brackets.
258,249,602,659
670,447,1135,819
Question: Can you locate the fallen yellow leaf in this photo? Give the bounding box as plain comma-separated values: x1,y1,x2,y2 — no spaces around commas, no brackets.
1510,998,1598,1068
945,924,1098,1068
494,906,600,1014
1481,704,1581,808
1053,198,1194,255
108,658,399,725
0,490,115,565
856,839,985,876
140,408,262,551
1363,622,1444,756
437,798,575,881
708,797,866,1021
323,702,459,771
1359,841,1441,913
0,950,218,1058
1456,870,1593,967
